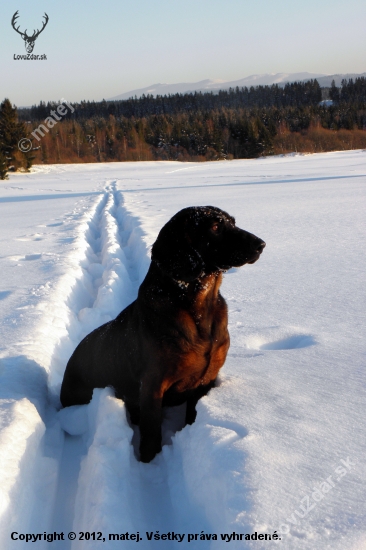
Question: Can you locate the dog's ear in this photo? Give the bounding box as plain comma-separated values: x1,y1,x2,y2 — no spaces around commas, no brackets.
151,215,204,282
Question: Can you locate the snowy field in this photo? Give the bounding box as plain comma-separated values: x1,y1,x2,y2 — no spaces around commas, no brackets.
0,151,365,549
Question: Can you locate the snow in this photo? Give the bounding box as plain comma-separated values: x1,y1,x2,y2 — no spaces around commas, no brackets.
319,100,334,107
0,150,365,549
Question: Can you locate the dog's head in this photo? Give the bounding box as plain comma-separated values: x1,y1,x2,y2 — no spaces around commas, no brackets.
151,206,265,282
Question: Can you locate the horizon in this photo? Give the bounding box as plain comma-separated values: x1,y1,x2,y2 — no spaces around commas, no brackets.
1,0,366,106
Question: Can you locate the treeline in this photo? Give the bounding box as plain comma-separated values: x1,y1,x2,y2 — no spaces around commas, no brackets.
2,78,365,172
19,80,323,121
18,78,366,123
23,106,366,166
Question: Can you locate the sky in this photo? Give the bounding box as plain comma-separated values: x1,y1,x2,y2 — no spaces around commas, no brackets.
0,0,366,106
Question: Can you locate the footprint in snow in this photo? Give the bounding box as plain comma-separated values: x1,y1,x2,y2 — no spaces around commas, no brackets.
16,233,44,242
47,222,64,227
260,334,316,350
244,329,317,351
24,253,42,261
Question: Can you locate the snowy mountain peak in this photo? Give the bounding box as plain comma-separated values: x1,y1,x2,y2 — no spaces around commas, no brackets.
108,73,326,101
108,72,366,101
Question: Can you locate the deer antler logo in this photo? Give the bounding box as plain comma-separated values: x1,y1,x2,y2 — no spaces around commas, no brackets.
11,11,49,53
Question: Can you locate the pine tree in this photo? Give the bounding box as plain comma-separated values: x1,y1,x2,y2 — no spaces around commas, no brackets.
329,80,340,102
0,98,34,177
0,149,8,179
0,99,20,170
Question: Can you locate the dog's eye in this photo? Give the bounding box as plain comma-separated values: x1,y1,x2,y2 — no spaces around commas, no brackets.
211,223,220,232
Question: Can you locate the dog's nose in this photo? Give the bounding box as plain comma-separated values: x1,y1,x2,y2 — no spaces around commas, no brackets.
257,240,266,253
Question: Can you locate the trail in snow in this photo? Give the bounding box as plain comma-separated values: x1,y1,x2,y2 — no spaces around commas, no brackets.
46,190,115,547
51,434,86,538
48,182,141,542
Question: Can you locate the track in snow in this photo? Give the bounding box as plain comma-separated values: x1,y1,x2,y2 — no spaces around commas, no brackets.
47,182,144,546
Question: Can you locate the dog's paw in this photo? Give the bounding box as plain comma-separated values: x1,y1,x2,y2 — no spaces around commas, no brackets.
139,439,162,463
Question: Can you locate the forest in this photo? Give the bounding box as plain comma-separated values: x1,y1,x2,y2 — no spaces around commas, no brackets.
1,78,365,177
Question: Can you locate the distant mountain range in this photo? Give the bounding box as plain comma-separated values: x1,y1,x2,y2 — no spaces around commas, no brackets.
109,72,366,101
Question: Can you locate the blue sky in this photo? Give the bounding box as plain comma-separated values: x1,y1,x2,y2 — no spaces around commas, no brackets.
1,0,365,106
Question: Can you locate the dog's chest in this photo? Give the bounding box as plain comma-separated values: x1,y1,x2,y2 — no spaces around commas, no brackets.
180,340,228,388
168,308,230,391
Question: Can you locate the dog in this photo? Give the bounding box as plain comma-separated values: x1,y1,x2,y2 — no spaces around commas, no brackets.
60,206,265,462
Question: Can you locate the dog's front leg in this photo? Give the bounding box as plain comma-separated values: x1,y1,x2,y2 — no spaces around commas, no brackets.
185,393,199,425
185,380,217,425
139,377,164,463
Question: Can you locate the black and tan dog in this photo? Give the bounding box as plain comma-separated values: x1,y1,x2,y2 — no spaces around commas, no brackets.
60,206,265,462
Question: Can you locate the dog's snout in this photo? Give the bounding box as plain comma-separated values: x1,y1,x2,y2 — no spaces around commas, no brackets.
257,240,266,253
